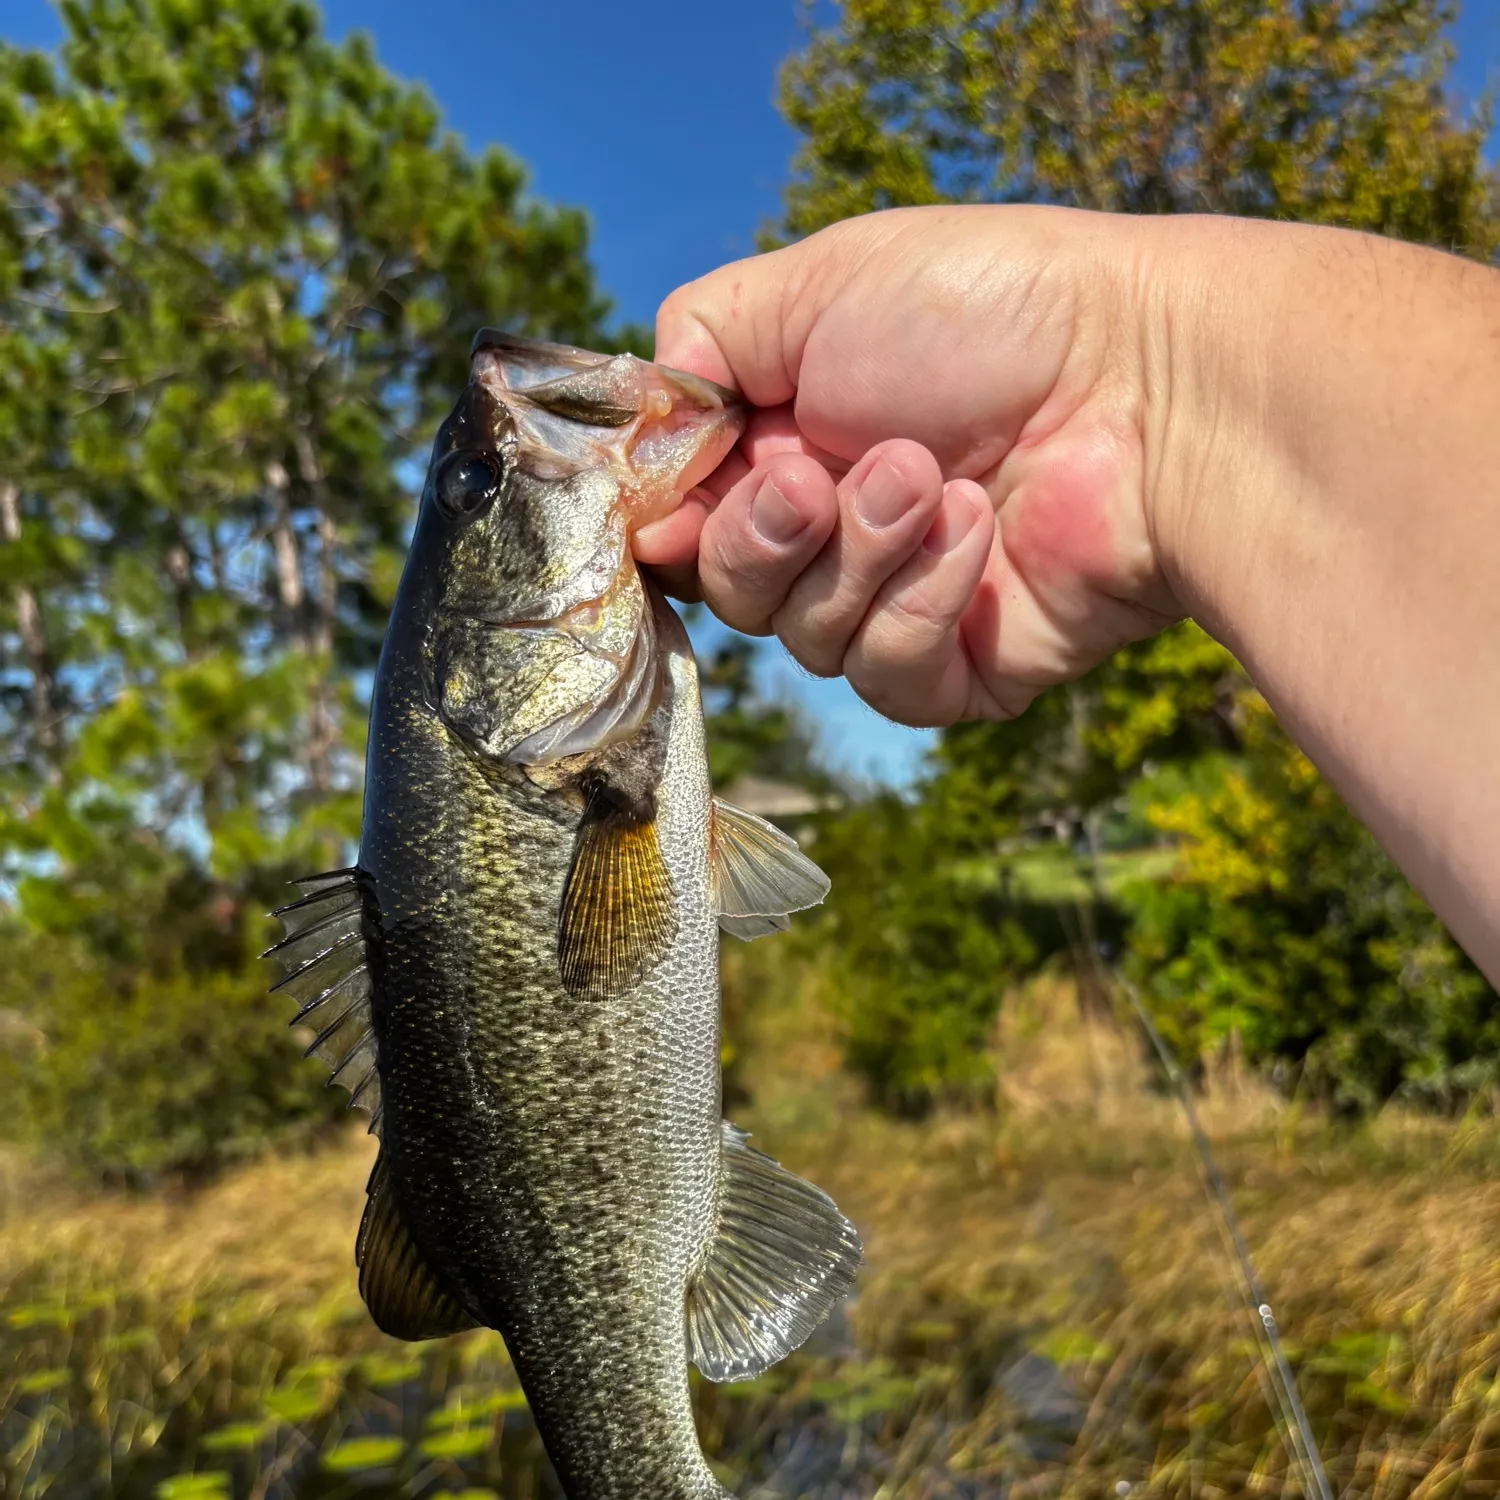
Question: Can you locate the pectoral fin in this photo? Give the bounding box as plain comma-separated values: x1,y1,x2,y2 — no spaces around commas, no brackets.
357,1153,478,1342
557,785,677,1000
710,798,830,942
686,1121,862,1383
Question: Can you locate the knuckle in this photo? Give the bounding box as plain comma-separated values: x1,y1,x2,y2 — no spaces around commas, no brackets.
845,659,954,729
700,526,778,598
872,584,958,646
774,617,843,679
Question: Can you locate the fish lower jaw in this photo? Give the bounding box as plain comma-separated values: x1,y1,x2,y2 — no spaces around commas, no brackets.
620,484,686,531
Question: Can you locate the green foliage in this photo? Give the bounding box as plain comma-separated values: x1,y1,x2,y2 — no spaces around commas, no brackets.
0,940,343,1181
1121,696,1496,1112
777,0,1497,255
0,1273,544,1500
935,623,1242,843
807,791,1041,1114
0,0,616,1175
801,625,1238,1109
777,2,1500,1111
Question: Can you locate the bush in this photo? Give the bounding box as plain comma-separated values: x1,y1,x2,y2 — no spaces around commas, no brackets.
1,946,345,1184
1121,697,1498,1112
806,795,1049,1114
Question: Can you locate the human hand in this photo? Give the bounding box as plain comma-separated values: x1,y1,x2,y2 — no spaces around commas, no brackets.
638,204,1500,985
635,205,1182,727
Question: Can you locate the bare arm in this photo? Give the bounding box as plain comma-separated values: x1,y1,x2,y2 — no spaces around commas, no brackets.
636,206,1500,981
1147,216,1500,982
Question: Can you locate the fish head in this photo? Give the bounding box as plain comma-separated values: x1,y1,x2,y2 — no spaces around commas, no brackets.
404,332,744,766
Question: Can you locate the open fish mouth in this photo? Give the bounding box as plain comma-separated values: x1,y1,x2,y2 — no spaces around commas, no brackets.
438,332,746,768
470,328,745,528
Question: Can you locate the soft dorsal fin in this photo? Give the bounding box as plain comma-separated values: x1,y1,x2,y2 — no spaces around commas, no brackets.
263,868,382,1133
710,798,830,942
557,785,677,1000
687,1121,862,1384
357,1153,478,1341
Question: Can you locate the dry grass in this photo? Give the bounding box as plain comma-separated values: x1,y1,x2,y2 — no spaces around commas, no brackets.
0,1133,377,1316
5,968,1500,1498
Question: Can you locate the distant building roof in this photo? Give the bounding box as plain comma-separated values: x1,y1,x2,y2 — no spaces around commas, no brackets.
718,775,840,819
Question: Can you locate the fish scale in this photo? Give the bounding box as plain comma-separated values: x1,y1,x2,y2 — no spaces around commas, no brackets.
266,332,862,1500
366,636,718,1497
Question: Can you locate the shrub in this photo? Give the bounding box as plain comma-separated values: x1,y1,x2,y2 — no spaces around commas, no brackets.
1121,698,1498,1112
806,795,1047,1115
1,946,345,1184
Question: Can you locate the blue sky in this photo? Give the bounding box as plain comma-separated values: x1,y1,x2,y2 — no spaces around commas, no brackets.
6,0,1498,785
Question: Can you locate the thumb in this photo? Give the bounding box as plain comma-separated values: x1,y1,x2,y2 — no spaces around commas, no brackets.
654,236,829,407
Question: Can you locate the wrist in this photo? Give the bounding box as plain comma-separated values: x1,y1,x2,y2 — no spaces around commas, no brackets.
1134,214,1301,647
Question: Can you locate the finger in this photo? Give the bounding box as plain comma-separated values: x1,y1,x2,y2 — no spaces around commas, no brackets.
844,480,998,727
637,405,845,579
774,439,947,677
632,487,715,577
955,417,1180,717
696,454,840,636
736,404,850,479
655,242,820,405
677,405,850,512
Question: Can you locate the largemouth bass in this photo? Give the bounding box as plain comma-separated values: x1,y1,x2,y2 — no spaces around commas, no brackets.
266,331,862,1500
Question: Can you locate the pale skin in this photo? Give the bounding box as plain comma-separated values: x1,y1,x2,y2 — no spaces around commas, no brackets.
632,206,1500,985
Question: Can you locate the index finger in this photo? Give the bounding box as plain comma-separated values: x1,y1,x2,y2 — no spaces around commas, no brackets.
631,403,850,567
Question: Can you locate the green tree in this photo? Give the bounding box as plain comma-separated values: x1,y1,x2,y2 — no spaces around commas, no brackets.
778,0,1496,252
805,783,1043,1114
777,0,1499,1108
0,0,617,1174
1122,693,1499,1112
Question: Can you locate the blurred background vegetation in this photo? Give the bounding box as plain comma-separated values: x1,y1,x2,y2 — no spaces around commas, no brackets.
2,0,1498,1496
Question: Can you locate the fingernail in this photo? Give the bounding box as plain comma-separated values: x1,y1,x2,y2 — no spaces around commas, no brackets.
922,500,983,556
854,457,912,528
750,476,809,546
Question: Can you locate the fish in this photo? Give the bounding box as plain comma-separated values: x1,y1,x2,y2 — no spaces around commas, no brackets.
265,331,862,1500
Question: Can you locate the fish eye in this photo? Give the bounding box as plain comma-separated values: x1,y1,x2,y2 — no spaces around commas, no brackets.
436,450,502,521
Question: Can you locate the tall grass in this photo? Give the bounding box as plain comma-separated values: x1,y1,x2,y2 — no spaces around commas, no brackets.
5,964,1500,1498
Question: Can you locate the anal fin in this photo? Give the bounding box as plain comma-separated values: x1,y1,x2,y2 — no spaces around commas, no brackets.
687,1121,862,1384
357,1152,478,1342
710,798,829,942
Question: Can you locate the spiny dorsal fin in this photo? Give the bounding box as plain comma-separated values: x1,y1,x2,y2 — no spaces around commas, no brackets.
357,1152,478,1342
557,786,676,1000
687,1121,862,1384
263,868,382,1134
710,798,829,942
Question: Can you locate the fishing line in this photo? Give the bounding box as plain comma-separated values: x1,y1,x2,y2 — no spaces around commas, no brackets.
1113,972,1335,1500
1062,839,1335,1500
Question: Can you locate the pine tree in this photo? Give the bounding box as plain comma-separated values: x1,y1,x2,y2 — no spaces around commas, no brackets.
0,0,619,1173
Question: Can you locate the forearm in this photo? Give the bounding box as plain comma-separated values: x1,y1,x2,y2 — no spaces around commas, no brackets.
1146,216,1500,979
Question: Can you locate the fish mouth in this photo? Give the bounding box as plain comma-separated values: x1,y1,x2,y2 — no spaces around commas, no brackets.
469,330,746,528
450,332,741,767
